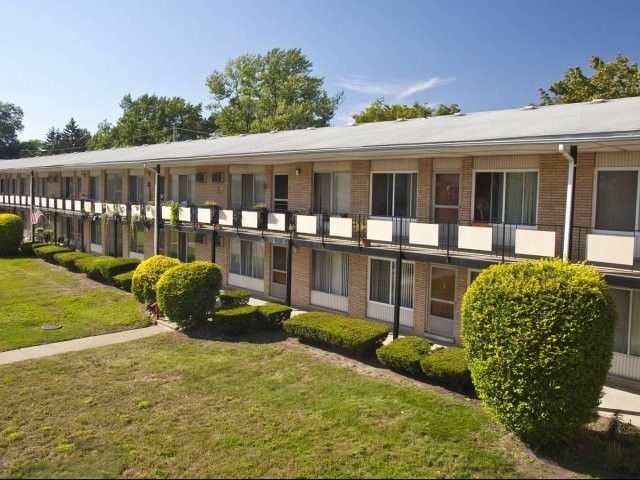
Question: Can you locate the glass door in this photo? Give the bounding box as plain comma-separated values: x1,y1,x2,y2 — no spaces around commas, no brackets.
427,266,456,339
271,245,287,298
434,172,460,246
273,174,288,213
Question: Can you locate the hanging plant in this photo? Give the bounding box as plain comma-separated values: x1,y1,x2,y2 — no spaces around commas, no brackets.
130,214,141,239
101,212,110,230
167,200,180,227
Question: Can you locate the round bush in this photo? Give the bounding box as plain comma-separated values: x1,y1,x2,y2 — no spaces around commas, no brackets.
156,261,222,329
0,214,23,256
131,255,181,304
461,259,616,448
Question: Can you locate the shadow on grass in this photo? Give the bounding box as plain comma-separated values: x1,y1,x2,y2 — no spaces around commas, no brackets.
184,322,288,344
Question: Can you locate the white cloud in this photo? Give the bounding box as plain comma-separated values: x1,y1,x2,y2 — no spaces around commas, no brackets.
336,75,455,101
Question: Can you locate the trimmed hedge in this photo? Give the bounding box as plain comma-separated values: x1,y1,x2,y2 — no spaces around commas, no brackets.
20,241,49,257
219,289,251,308
156,261,222,329
74,255,116,282
98,257,141,283
461,259,616,448
420,347,473,394
114,270,135,292
256,303,293,329
214,305,258,335
54,251,93,270
132,255,182,304
283,312,390,356
0,214,23,256
376,336,433,377
33,244,72,263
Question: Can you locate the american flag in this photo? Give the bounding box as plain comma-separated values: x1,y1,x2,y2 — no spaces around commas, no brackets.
30,208,44,225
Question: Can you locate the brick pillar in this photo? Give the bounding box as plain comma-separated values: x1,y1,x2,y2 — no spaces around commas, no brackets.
263,242,271,298
348,253,368,318
288,163,313,213
351,160,370,216
573,152,595,260
417,158,433,222
459,157,473,223
412,261,428,334
291,246,312,308
539,154,569,256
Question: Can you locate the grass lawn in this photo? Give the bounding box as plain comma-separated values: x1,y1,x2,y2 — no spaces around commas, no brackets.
0,257,149,351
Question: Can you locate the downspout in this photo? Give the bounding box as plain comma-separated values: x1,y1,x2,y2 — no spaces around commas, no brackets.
559,144,577,261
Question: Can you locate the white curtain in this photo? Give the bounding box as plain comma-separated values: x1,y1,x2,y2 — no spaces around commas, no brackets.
313,250,348,296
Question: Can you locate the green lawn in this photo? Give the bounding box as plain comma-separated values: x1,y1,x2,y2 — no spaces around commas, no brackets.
0,257,149,351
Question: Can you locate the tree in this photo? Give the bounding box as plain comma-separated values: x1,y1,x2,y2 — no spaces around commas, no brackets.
44,118,91,154
18,139,45,158
0,102,24,159
539,52,640,105
206,48,343,135
352,98,460,124
88,94,212,149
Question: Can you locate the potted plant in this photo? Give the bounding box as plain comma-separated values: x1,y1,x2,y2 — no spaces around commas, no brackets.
353,221,370,247
166,200,180,227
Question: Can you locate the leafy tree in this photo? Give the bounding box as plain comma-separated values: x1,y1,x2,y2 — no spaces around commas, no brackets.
206,48,343,135
539,52,640,105
44,118,91,154
18,139,45,158
0,102,24,159
352,98,460,124
88,94,212,149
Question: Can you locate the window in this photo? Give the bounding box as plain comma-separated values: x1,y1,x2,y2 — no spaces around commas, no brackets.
169,231,195,262
594,170,637,231
91,221,102,246
474,171,537,224
39,177,48,197
105,173,122,202
129,175,144,204
62,177,74,199
371,172,417,218
230,239,264,279
130,229,145,255
312,250,349,296
170,174,195,204
313,172,351,215
89,175,101,201
231,173,265,209
609,288,640,357
369,258,414,308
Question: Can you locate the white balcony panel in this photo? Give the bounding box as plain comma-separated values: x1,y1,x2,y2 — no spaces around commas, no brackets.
310,290,348,312
117,204,128,216
242,210,258,229
9,195,15,203
367,301,413,328
178,207,191,222
105,203,116,215
515,229,556,258
56,199,64,209
587,234,635,266
267,213,286,231
197,208,212,224
409,223,439,247
94,202,103,214
130,204,142,217
145,205,155,219
218,209,234,226
161,206,170,221
26,197,31,206
459,225,493,252
34,197,40,207
329,217,352,239
20,195,27,205
65,199,72,210
296,215,317,235
610,352,640,381
74,200,83,211
228,273,264,293
48,198,56,208
367,219,393,242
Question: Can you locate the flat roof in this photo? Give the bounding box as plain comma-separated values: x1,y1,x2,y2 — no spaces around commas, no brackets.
3,96,640,172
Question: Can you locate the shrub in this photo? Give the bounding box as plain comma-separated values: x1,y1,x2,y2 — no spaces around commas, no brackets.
33,244,72,262
74,255,102,274
20,241,48,257
54,251,93,270
420,347,473,394
283,312,390,356
113,270,135,292
74,255,116,282
98,257,141,283
461,259,616,448
256,303,293,329
0,214,23,256
219,289,251,308
376,336,433,377
131,255,181,304
156,261,222,329
214,305,258,335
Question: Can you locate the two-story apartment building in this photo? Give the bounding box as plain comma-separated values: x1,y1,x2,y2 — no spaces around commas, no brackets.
2,96,640,386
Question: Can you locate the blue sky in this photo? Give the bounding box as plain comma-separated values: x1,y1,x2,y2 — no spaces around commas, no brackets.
3,0,640,141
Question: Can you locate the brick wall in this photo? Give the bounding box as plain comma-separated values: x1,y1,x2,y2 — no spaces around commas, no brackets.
417,159,433,222
348,253,368,318
351,160,370,216
412,261,428,333
288,163,313,212
195,165,229,207
291,246,311,308
459,157,473,223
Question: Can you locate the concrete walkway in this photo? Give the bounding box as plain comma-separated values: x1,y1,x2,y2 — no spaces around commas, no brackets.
0,314,638,427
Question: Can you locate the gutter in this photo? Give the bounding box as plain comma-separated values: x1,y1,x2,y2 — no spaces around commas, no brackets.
559,144,577,260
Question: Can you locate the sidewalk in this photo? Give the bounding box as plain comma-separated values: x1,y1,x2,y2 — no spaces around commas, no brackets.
0,311,639,427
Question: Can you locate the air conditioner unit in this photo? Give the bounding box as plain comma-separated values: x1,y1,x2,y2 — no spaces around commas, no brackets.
196,173,206,183
211,172,224,183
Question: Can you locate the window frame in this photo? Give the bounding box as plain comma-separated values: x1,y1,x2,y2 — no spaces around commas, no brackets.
313,171,351,215
592,167,640,234
367,256,415,310
311,249,349,297
229,238,264,280
609,286,640,357
369,171,418,219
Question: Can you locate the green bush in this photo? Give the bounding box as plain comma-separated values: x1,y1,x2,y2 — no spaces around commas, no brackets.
114,270,135,292
256,303,293,329
376,336,433,377
156,261,222,329
74,255,101,274
33,244,72,262
214,305,258,335
0,214,23,256
420,347,473,394
283,312,390,356
54,251,93,269
98,257,141,283
461,259,616,448
74,255,116,282
131,255,182,304
219,289,251,308
20,241,48,257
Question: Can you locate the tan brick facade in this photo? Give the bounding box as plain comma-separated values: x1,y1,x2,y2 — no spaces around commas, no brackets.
291,246,311,308
351,160,370,216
